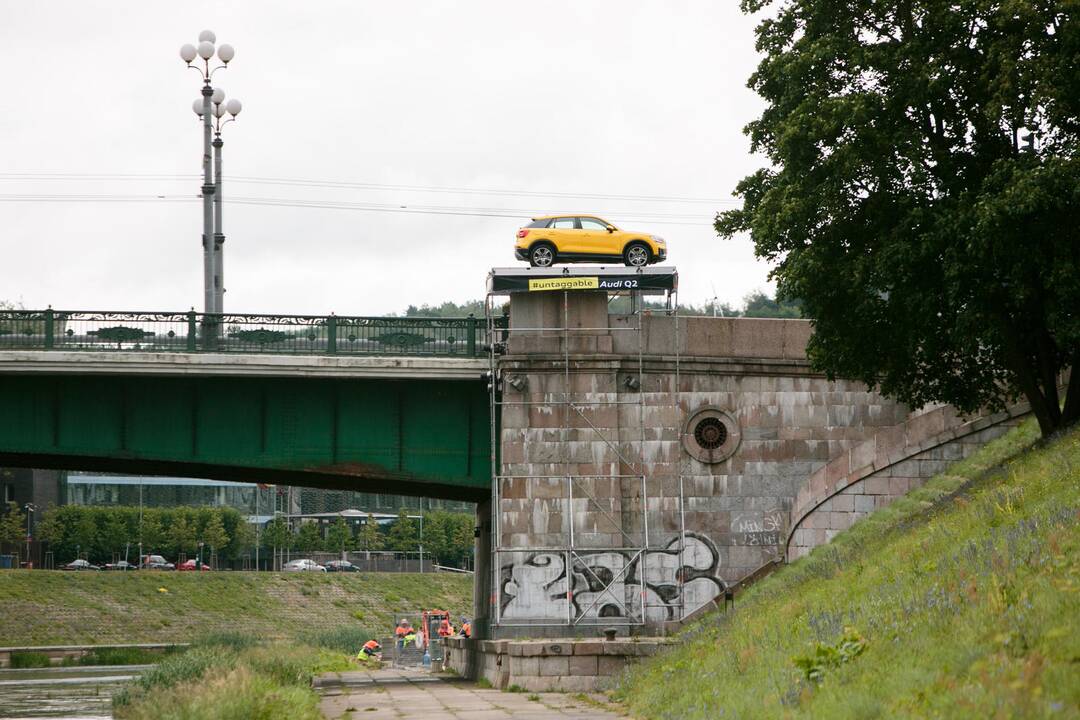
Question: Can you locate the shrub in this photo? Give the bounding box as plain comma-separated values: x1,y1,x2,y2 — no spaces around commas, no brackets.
303,625,378,654
10,651,50,668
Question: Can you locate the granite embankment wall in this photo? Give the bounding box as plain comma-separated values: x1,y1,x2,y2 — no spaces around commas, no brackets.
493,292,1024,632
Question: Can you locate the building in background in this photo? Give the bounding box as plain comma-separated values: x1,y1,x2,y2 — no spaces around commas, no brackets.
5,469,472,522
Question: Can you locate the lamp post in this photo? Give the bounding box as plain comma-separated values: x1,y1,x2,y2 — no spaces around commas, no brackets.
24,503,35,569
194,90,242,321
179,31,235,335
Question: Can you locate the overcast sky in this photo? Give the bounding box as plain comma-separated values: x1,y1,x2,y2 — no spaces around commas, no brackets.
1,1,771,315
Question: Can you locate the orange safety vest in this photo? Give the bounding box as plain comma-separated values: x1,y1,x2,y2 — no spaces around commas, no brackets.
461,622,471,638
438,620,453,636
395,626,407,637
363,640,380,653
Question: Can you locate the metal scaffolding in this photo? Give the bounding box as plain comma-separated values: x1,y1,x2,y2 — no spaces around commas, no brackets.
485,267,683,631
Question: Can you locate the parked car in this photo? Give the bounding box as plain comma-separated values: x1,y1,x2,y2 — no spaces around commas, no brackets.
283,559,326,572
104,560,137,571
514,215,667,267
139,554,175,571
324,560,361,573
62,559,100,571
178,559,211,572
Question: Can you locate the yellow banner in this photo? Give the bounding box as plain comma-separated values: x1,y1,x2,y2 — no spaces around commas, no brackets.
528,276,599,292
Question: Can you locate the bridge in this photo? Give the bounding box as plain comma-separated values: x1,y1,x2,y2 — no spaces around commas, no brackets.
0,310,491,500
0,268,1028,640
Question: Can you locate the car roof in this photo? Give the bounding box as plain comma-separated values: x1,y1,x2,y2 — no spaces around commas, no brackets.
532,214,609,220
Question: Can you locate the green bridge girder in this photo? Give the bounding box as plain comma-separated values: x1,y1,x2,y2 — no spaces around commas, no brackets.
0,374,491,501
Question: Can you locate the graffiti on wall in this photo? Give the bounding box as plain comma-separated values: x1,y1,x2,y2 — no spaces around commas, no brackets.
499,533,724,623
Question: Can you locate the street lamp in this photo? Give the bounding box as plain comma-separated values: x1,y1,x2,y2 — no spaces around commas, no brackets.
179,30,236,332
193,91,241,323
24,503,35,569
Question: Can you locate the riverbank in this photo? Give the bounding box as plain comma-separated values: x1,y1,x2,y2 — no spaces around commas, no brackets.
113,635,350,720
0,572,473,646
615,420,1080,718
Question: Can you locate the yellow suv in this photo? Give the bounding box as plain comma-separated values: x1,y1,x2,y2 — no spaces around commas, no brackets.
514,215,667,267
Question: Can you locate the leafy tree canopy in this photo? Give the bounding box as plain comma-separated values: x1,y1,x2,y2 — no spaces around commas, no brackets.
719,0,1079,435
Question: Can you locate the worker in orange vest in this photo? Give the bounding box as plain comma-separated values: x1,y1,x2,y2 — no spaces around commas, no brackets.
395,619,410,648
356,639,382,663
438,617,454,638
459,618,472,639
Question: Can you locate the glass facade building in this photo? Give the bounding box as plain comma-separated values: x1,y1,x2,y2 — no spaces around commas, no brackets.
61,473,472,518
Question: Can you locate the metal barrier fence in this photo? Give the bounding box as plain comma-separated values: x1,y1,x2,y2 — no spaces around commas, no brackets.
0,310,500,357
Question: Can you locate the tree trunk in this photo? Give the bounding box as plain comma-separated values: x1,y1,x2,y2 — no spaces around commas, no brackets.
1060,355,1080,429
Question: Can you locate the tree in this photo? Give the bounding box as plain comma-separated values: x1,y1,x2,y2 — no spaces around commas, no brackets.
741,290,802,319
200,512,230,557
0,502,26,559
70,512,98,561
719,0,1079,436
325,516,353,554
421,511,451,563
448,514,475,569
34,505,65,553
97,509,131,561
168,514,197,558
358,514,384,552
138,511,165,554
262,516,290,570
384,508,417,552
228,518,256,561
295,521,324,553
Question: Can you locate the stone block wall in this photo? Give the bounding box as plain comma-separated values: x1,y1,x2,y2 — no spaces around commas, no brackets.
786,402,1029,559
442,637,672,691
495,293,910,630
493,292,1032,634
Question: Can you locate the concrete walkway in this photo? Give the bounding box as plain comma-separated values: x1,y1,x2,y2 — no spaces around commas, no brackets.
316,669,623,719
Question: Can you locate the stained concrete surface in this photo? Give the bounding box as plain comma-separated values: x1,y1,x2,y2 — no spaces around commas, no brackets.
316,669,623,719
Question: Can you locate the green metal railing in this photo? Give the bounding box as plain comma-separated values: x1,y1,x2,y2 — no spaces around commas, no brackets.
0,310,497,357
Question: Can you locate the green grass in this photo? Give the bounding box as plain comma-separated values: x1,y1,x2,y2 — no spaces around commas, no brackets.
616,419,1080,719
9,651,51,668
113,637,351,720
0,572,472,646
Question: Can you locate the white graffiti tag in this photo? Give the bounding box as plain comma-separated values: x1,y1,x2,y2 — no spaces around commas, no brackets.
500,534,724,623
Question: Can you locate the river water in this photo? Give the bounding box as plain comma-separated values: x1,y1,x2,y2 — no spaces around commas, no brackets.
0,666,147,719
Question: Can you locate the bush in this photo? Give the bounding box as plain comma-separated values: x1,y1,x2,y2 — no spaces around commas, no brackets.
302,625,378,654
10,651,50,668
80,646,171,666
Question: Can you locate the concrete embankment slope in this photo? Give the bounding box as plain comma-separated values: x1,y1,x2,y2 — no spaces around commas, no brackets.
615,419,1080,719
0,572,472,646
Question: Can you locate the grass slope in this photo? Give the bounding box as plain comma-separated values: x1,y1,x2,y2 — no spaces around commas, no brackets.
0,571,472,646
617,420,1080,719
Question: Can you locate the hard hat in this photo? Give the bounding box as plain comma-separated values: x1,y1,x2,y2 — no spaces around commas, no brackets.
400,619,407,624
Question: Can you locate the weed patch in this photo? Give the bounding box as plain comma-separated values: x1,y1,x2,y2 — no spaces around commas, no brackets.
9,651,50,668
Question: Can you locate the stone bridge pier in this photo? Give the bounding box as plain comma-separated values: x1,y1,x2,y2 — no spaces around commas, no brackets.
476,288,1025,639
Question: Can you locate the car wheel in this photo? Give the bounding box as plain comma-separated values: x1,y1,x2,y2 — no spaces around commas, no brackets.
624,242,651,267
529,243,556,268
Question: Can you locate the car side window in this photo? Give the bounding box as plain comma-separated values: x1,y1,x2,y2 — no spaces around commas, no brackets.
526,218,552,228
578,218,608,230
551,217,577,229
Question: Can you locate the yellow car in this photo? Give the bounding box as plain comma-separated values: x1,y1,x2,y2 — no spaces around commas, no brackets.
514,215,667,267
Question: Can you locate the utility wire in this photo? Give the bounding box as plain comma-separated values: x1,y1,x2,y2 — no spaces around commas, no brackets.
0,193,714,226
0,172,739,205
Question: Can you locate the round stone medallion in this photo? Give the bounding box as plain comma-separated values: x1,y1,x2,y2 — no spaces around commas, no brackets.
683,407,741,464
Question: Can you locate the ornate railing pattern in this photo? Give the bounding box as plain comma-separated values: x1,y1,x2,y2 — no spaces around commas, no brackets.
0,310,497,357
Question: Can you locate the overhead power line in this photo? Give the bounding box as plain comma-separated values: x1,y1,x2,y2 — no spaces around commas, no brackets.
0,172,739,205
0,193,715,227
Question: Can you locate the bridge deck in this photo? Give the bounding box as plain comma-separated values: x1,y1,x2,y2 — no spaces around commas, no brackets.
0,350,486,380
